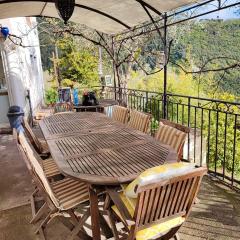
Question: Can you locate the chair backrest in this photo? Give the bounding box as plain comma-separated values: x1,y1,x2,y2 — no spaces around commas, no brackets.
23,118,42,153
160,119,190,134
112,105,129,124
128,110,151,133
155,122,187,159
18,132,60,208
134,167,206,231
54,102,73,114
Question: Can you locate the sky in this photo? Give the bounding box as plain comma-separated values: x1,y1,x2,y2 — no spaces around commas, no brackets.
180,0,240,20
201,5,239,19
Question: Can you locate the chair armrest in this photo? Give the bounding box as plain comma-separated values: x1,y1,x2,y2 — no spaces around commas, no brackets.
106,187,135,226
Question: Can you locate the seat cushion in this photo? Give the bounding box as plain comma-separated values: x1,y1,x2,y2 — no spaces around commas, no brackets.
136,216,185,240
125,162,196,198
112,189,137,218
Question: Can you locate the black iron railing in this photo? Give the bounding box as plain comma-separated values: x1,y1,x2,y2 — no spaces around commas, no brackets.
96,86,240,190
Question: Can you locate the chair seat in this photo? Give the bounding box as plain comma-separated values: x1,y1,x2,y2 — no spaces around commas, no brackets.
112,187,184,240
51,178,89,210
136,217,184,240
42,158,61,178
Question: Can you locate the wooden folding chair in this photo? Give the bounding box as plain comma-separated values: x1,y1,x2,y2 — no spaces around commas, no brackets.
127,110,151,133
105,164,207,240
16,130,65,223
23,118,49,155
54,102,73,114
18,132,91,240
155,119,190,161
112,105,129,124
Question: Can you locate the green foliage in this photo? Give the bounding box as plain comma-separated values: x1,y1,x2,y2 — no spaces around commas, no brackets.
57,37,99,88
45,88,58,105
128,68,197,96
170,19,240,96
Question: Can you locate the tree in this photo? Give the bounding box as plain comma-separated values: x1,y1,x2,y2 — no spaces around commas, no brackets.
57,37,99,88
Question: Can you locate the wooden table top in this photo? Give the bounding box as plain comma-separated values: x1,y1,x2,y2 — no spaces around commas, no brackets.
40,112,178,185
39,112,115,139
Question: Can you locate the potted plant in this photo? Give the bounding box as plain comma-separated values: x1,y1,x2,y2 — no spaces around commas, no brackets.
45,88,58,106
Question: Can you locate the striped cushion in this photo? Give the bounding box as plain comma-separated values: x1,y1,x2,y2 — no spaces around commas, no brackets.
155,124,187,153
51,178,89,210
112,106,129,124
128,110,151,133
42,158,61,178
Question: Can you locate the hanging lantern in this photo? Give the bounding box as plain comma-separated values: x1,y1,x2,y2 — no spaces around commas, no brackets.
55,0,75,24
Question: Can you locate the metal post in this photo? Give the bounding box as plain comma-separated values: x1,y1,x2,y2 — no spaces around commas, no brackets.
163,13,168,119
111,37,117,100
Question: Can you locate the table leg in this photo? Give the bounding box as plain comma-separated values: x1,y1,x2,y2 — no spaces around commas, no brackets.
88,185,101,240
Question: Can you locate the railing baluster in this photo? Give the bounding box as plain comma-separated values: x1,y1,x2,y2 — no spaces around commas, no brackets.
182,104,184,125
231,115,237,187
194,107,197,164
200,108,204,167
223,113,228,180
215,111,219,175
176,103,179,123
187,97,191,161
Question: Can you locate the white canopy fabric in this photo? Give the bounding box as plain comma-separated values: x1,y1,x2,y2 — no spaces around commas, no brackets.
0,0,199,34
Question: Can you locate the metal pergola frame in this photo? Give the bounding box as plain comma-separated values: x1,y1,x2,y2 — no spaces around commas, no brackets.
111,0,240,118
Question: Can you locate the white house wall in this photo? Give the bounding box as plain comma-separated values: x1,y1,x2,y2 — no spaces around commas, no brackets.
0,17,44,116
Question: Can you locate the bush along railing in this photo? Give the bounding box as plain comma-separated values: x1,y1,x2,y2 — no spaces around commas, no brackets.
100,86,240,190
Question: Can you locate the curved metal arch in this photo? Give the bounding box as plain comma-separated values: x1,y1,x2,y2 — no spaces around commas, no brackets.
0,0,131,30
135,0,163,16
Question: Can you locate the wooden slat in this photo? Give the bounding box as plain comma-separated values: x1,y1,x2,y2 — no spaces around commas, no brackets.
169,181,182,215
159,184,171,219
164,182,177,218
182,177,197,212
179,178,193,212
149,187,161,223
144,188,156,224
139,190,150,225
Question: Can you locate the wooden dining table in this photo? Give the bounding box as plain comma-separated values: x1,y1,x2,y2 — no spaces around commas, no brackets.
39,112,178,239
